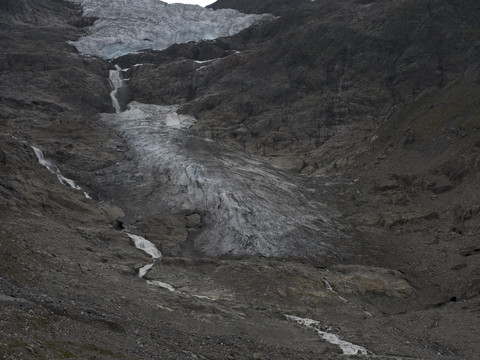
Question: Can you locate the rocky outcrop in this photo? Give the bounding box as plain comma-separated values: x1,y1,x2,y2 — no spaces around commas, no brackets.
208,0,311,15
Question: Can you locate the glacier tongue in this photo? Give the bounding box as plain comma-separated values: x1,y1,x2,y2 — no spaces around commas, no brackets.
99,102,346,258
69,0,271,59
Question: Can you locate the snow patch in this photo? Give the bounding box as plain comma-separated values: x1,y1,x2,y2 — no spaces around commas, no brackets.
194,59,217,64
285,315,369,356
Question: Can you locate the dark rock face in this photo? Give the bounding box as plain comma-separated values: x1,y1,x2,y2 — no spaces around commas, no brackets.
208,0,312,15
1,0,480,359
0,0,78,24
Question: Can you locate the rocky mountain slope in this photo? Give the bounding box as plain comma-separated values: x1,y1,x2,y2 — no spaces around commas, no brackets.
0,0,479,359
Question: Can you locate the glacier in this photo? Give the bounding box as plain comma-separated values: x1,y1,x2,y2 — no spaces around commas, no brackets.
69,0,271,59
68,0,347,258
98,102,347,258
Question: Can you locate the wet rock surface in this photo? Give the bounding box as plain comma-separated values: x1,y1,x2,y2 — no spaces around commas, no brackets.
1,0,479,359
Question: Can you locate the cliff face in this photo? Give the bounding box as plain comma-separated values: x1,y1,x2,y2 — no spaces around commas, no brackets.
208,0,311,15
1,0,479,359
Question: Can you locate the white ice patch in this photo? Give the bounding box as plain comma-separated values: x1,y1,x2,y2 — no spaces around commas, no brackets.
126,233,162,259
69,0,272,59
138,263,155,278
285,315,369,356
194,59,217,64
31,146,88,195
164,111,195,129
147,280,175,292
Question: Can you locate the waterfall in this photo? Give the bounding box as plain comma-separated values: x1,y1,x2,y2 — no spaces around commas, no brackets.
31,146,91,199
109,64,124,113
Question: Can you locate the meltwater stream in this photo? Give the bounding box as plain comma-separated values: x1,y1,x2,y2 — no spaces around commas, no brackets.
31,146,91,199
285,315,370,356
109,65,124,113
69,0,271,59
